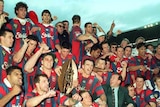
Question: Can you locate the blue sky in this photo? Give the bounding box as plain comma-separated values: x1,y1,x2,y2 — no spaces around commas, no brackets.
4,0,160,33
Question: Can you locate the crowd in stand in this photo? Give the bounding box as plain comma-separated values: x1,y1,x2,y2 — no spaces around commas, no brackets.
0,1,160,107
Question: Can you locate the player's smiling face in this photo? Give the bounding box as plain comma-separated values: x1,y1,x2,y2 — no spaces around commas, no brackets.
42,55,54,69
16,7,27,19
138,46,146,56
61,48,70,58
42,13,51,24
82,60,94,76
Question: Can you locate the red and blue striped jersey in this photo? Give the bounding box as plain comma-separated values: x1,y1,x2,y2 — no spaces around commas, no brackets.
0,46,13,82
78,72,104,97
70,26,84,64
128,55,157,80
6,18,32,52
134,89,156,107
55,52,75,66
36,67,58,90
35,23,59,51
0,82,24,107
25,90,68,107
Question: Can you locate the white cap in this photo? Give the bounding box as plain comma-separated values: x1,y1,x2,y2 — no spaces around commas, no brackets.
97,32,105,37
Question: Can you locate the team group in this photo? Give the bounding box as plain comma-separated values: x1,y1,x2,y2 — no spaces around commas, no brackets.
0,1,160,107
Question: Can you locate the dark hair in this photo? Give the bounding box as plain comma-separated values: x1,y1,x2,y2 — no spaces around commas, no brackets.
146,44,154,48
136,42,146,49
0,0,4,3
72,15,80,24
84,22,92,28
101,41,109,46
27,35,39,42
6,66,22,75
0,29,14,37
105,56,111,63
90,43,102,52
15,2,28,15
118,74,123,81
55,21,63,27
61,41,71,49
125,84,134,88
79,90,92,101
41,9,51,17
79,90,88,96
42,52,56,61
62,20,69,24
115,46,124,51
136,75,146,81
110,42,118,47
99,58,106,62
124,45,132,51
34,74,48,84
